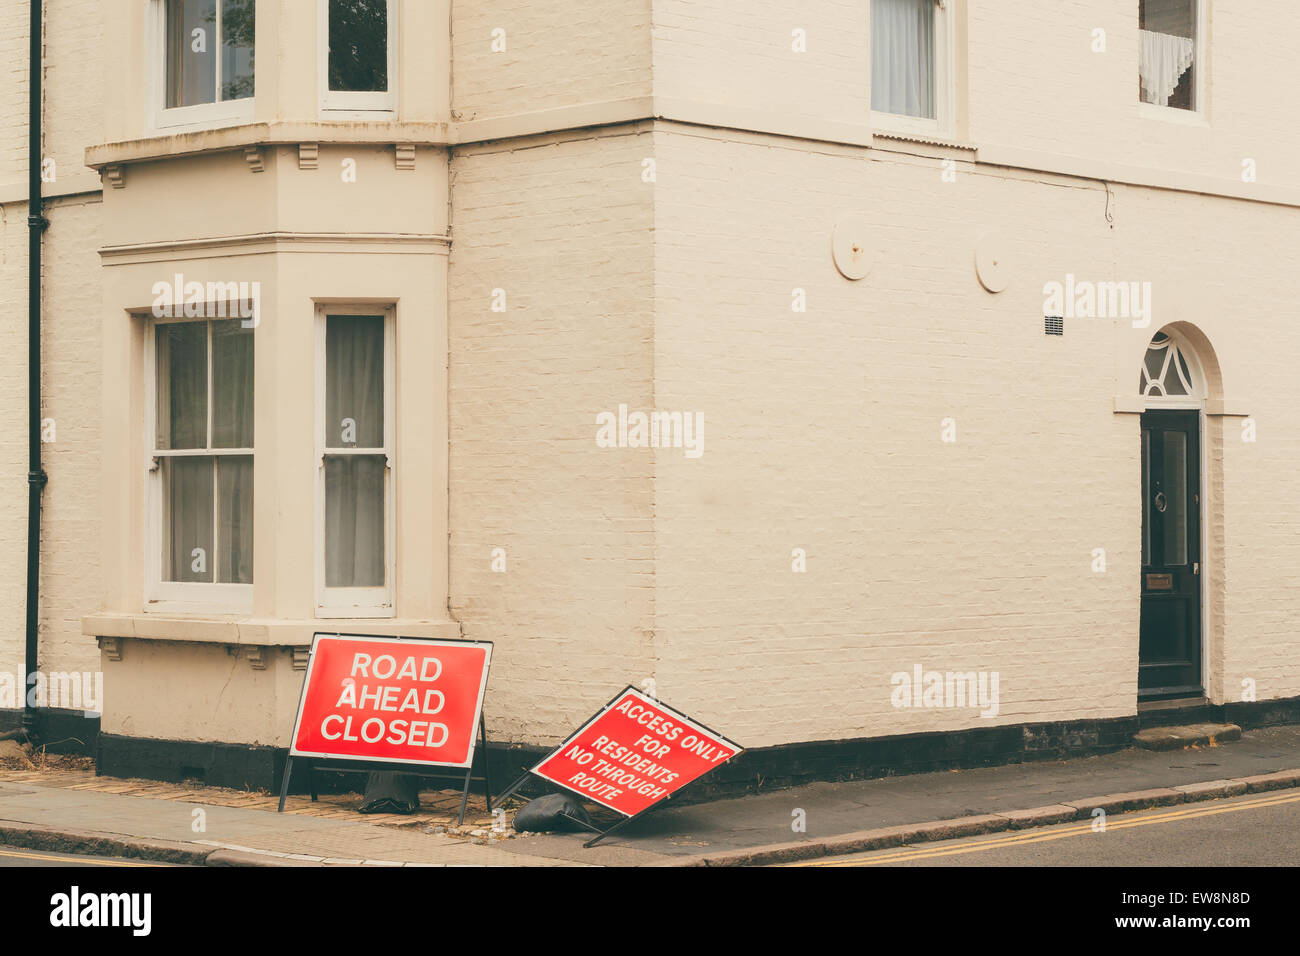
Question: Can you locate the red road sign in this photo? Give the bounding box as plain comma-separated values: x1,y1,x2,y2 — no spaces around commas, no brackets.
531,687,742,817
289,634,492,768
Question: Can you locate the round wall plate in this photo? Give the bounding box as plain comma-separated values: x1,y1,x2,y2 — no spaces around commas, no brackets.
975,233,1009,293
832,218,872,280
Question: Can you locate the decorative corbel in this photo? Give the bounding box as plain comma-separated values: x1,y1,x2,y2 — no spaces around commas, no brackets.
246,645,268,669
291,646,311,671
245,146,264,173
97,636,124,661
394,144,416,170
102,165,125,189
299,143,319,170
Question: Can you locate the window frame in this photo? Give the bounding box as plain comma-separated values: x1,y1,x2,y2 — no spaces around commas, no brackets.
1137,0,1208,123
144,314,255,613
314,303,397,618
869,0,955,138
1140,330,1207,406
317,0,399,116
147,0,257,133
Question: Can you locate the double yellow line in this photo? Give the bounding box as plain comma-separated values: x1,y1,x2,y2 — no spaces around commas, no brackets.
794,791,1300,866
0,848,159,867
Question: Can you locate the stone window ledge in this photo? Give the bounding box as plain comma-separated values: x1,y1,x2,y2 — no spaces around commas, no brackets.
85,120,453,170
81,613,462,648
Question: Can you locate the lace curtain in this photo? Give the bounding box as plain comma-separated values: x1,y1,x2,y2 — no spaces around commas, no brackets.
1139,29,1195,106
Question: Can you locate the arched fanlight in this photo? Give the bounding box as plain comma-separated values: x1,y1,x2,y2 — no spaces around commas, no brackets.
1140,331,1201,398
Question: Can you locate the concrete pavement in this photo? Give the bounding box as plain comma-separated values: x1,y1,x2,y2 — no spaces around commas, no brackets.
0,775,585,866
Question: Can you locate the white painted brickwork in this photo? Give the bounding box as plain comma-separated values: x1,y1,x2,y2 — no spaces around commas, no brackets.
0,0,104,687
967,1,1299,187
451,1,652,121
448,128,658,745
0,1,28,189
653,1,868,124
649,127,1299,747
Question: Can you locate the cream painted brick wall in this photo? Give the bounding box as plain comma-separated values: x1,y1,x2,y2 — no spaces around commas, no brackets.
647,125,1300,748
42,0,103,191
0,201,29,676
648,1,1300,189
0,1,27,188
653,0,868,124
448,128,657,745
967,1,1299,186
0,0,105,688
0,0,102,192
1110,187,1300,705
445,2,1300,749
35,196,103,678
451,1,652,121
0,196,104,686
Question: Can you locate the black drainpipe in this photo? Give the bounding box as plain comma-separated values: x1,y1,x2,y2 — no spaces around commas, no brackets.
22,0,48,742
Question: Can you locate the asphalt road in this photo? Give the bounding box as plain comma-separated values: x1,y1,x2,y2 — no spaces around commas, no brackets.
0,846,180,867
788,790,1300,866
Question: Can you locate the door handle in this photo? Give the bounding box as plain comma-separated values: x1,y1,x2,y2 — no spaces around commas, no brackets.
1193,562,1199,575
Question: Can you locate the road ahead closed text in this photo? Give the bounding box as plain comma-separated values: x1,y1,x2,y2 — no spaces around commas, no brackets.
533,688,741,817
290,636,491,768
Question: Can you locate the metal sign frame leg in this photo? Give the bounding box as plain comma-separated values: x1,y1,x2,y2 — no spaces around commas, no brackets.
480,711,492,814
495,768,533,806
277,757,319,813
277,756,294,813
583,798,667,848
456,764,472,826
454,713,493,827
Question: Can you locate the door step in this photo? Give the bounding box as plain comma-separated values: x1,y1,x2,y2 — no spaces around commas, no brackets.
1133,722,1242,751
1136,696,1216,728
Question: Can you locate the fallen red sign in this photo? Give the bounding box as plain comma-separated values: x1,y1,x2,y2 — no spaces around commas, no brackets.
289,634,491,768
531,686,742,817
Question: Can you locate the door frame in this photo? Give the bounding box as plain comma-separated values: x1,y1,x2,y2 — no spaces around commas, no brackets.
1140,350,1209,698
1138,406,1207,698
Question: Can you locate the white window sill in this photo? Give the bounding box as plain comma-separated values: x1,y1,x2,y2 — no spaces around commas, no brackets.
151,101,256,136
871,111,949,141
1137,102,1209,128
319,102,397,121
315,605,396,620
318,110,398,123
82,613,462,646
